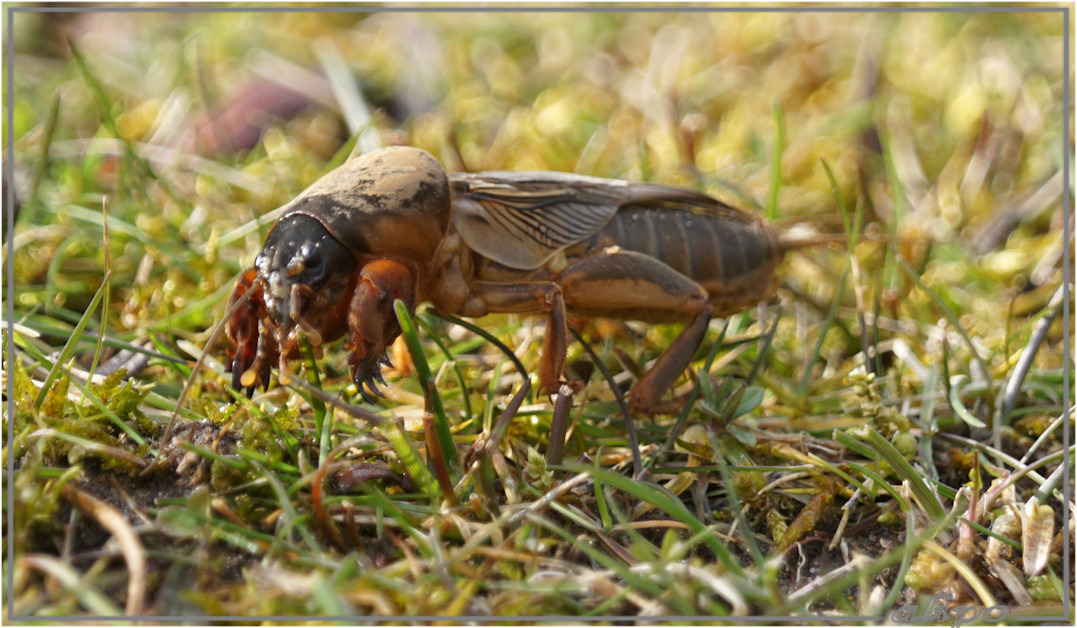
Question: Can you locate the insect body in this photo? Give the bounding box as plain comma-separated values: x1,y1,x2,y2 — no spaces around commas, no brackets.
226,146,791,412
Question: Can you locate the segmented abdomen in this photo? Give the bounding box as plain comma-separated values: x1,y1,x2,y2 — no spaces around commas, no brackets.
590,206,784,316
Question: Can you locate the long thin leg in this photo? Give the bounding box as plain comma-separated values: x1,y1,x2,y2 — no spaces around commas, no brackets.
625,308,709,412
466,279,568,395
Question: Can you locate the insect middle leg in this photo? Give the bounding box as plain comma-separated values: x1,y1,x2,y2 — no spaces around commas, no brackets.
465,280,569,397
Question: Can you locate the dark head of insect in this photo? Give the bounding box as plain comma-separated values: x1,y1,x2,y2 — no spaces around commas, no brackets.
256,213,358,348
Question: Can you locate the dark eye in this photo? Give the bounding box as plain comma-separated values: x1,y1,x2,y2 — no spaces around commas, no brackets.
284,242,323,279
299,242,323,269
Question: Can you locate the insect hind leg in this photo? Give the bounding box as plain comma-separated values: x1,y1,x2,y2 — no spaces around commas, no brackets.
554,248,711,414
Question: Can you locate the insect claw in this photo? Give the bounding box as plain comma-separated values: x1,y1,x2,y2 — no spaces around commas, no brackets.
380,354,393,369
374,370,388,387
231,358,259,398
353,367,386,403
359,386,379,404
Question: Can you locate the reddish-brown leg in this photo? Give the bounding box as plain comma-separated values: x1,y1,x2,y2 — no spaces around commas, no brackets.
539,290,569,395
555,249,711,414
465,280,568,395
345,259,417,401
225,268,278,395
623,309,709,412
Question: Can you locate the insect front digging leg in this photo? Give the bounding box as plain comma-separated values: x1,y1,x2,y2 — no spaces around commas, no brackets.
225,268,278,395
346,259,417,402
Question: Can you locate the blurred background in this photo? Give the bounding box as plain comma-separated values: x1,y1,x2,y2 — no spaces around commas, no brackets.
9,10,1067,215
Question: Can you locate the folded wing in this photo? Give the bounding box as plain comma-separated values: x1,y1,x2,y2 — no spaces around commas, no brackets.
450,170,752,270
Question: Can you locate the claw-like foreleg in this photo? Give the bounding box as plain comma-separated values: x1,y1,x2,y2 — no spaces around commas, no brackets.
345,259,418,403
225,268,278,396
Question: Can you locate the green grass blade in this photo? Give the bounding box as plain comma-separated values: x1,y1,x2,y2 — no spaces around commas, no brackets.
394,300,456,468
775,506,962,614
858,427,945,519
296,338,331,462
33,270,111,409
232,446,300,476
18,555,124,616
746,306,783,386
415,313,473,420
526,513,668,603
658,320,729,456
248,460,322,553
893,253,991,385
843,461,909,510
27,92,61,212
382,420,439,498
708,433,765,568
565,461,745,578
362,485,431,558
949,375,986,428
593,477,613,530
68,40,179,203
795,264,850,397
767,102,785,221
64,375,147,447
432,312,533,404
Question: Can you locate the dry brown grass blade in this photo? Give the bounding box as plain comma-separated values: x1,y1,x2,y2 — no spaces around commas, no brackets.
64,486,146,616
987,557,1033,607
545,383,575,466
